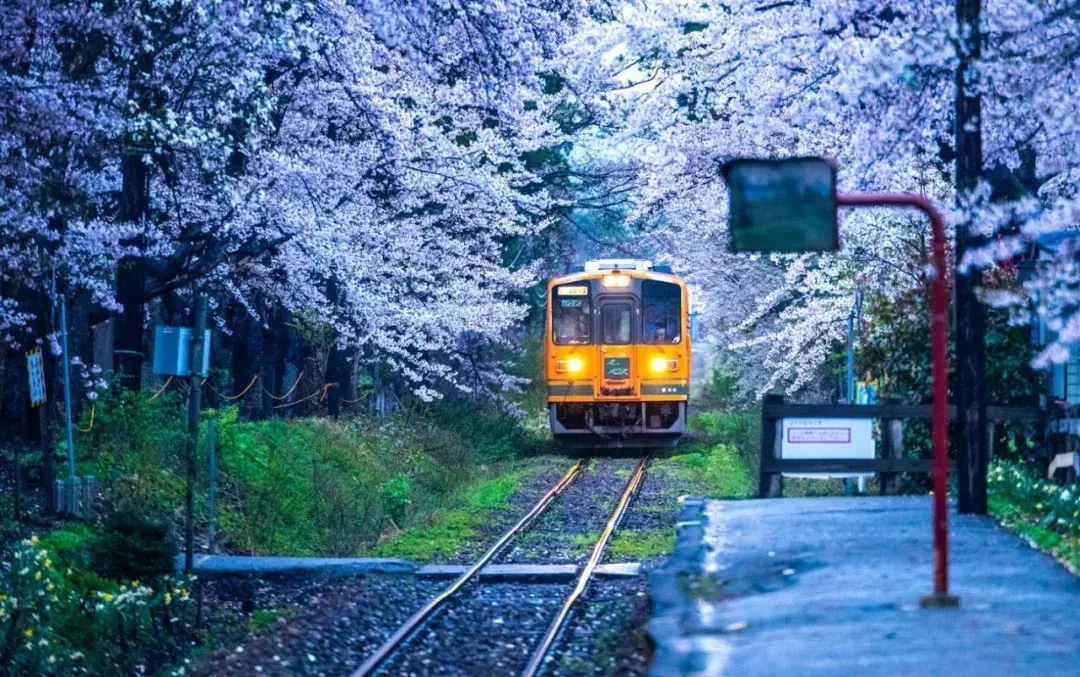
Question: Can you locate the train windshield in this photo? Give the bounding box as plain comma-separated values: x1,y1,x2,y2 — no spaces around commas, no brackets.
553,284,592,344
642,280,681,344
601,303,633,344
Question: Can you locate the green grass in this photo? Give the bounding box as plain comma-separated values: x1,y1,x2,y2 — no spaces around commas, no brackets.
71,384,547,558
609,527,675,560
655,441,754,498
650,409,757,499
366,465,533,561
468,472,521,509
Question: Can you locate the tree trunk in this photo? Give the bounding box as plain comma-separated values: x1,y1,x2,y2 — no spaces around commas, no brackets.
113,152,150,391
113,18,154,392
324,275,349,418
953,0,988,515
231,303,263,419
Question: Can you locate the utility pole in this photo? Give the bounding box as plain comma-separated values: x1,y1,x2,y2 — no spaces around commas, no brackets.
954,0,988,514
59,295,78,511
185,292,207,573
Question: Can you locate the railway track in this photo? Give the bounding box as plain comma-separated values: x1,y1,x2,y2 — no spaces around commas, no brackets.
352,456,651,677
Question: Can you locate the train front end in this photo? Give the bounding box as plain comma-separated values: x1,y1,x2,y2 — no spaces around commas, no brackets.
545,260,691,449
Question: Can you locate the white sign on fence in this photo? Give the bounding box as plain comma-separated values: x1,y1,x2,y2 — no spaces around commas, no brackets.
781,417,874,479
26,348,46,407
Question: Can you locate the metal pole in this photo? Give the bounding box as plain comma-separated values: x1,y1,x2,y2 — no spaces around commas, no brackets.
59,296,77,513
12,445,20,521
837,193,958,607
185,293,207,573
208,418,216,555
847,311,856,402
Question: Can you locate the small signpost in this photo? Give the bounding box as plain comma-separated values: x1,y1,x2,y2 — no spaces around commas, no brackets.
781,418,875,480
27,348,46,407
720,156,957,608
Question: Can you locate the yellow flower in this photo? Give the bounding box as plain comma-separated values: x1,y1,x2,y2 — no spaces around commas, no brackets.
164,592,172,605
24,629,33,639
47,584,55,592
44,559,52,569
30,536,39,545
34,571,41,581
133,580,140,587
119,585,126,592
103,593,114,603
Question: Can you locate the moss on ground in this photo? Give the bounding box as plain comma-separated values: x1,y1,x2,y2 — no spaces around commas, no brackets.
654,441,754,498
650,410,757,499
608,528,675,559
367,461,560,561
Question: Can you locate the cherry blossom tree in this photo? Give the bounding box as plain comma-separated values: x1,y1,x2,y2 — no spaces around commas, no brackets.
562,0,1079,393
1,0,597,402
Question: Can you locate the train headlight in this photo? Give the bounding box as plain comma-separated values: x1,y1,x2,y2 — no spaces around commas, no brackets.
558,358,584,373
651,357,677,373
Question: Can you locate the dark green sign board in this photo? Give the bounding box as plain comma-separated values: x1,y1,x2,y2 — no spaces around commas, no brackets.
604,357,631,380
721,157,839,253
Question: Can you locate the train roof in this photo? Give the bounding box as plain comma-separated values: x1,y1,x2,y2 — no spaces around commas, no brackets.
548,259,684,288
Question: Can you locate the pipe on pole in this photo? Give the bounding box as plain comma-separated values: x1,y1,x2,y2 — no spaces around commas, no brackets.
837,193,957,606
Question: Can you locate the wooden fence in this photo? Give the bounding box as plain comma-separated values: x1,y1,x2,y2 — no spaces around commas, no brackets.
759,395,1043,498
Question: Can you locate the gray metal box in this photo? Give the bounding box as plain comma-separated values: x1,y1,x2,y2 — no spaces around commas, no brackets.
153,326,211,377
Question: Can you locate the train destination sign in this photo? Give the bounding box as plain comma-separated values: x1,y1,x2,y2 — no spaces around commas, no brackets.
557,285,589,296
721,157,839,253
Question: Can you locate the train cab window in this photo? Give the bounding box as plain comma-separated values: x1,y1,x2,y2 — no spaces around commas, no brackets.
601,303,632,344
553,284,592,345
643,280,681,344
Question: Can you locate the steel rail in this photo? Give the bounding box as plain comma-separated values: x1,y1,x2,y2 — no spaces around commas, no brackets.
521,456,650,677
351,459,585,677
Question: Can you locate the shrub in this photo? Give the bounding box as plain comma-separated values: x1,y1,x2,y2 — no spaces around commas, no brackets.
90,510,178,582
0,536,194,675
989,461,1080,535
380,473,413,524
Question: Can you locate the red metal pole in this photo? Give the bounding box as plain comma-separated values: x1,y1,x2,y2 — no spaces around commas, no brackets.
837,194,956,605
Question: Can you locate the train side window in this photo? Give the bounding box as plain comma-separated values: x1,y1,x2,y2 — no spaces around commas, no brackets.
602,303,632,344
553,284,592,345
642,280,681,344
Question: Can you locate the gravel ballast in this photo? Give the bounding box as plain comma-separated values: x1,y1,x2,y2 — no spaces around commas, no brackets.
189,455,681,677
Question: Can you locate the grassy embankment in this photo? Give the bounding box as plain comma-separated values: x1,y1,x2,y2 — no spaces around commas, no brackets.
1,383,547,674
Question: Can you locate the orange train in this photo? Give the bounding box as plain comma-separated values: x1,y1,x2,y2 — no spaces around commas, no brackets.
545,260,691,448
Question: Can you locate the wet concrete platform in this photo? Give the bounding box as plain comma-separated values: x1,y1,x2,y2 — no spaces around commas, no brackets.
649,496,1080,676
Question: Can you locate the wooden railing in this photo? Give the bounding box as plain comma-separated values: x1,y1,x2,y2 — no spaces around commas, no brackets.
759,395,1043,498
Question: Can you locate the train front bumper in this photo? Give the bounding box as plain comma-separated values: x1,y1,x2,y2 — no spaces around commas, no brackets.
549,401,686,448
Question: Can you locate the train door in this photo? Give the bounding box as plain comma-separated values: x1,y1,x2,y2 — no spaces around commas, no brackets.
597,298,637,397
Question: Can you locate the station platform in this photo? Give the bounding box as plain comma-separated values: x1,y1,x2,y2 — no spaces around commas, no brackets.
649,496,1080,676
